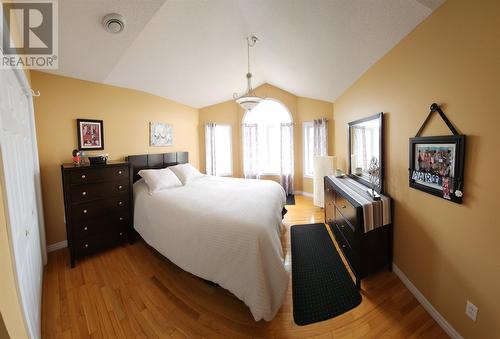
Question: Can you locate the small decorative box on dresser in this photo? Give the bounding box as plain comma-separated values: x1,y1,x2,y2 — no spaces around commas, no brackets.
324,175,393,289
61,162,133,267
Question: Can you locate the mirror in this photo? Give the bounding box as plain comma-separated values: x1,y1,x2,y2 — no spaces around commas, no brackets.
348,112,384,193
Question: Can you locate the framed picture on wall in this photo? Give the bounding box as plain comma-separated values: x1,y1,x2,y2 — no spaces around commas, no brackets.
150,122,173,146
77,119,104,150
409,135,465,203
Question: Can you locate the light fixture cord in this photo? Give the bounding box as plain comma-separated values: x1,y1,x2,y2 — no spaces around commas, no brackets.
247,37,250,74
247,37,252,93
246,36,258,94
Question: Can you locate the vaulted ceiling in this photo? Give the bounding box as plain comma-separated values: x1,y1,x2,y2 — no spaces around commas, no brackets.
46,0,445,108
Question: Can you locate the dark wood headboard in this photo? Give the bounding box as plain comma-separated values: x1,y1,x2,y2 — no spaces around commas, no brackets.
126,152,189,182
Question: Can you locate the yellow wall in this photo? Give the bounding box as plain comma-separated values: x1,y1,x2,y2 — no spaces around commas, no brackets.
332,0,499,337
198,100,243,177
297,97,335,193
199,84,334,193
31,71,200,246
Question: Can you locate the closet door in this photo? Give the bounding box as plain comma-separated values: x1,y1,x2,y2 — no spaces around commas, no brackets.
0,68,43,339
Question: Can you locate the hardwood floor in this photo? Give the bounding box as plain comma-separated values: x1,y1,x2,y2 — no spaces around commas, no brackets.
42,195,446,338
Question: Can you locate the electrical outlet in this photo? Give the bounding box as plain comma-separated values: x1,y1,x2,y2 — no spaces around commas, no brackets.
465,300,478,321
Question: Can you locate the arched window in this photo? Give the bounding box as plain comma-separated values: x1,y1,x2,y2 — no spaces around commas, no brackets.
242,99,294,193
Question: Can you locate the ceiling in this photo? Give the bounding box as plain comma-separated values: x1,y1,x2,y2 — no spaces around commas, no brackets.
46,0,445,108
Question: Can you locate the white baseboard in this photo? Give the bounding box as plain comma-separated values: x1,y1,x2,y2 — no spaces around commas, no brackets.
392,263,463,339
47,240,67,252
295,191,313,198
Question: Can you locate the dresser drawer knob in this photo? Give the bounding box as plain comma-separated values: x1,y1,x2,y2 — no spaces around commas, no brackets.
118,170,123,175
82,191,87,196
118,185,123,190
119,217,123,221
118,201,123,206
119,232,123,236
85,244,89,248
81,174,86,179
83,226,88,231
342,244,346,248
83,209,87,214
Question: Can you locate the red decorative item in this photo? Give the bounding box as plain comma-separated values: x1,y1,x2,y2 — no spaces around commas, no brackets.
72,149,81,165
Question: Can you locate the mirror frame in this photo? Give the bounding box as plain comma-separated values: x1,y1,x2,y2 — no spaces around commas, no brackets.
347,112,384,193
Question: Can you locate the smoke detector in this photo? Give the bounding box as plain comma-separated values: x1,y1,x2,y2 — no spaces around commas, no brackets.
102,13,126,34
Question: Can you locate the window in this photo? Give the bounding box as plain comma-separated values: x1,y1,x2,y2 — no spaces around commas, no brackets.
303,121,314,177
351,119,379,174
242,99,293,175
205,124,232,176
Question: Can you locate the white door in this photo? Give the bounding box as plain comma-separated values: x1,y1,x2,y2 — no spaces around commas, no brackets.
0,66,43,338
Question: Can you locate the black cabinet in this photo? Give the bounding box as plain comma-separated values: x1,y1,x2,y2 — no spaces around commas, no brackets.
324,176,393,289
61,162,133,267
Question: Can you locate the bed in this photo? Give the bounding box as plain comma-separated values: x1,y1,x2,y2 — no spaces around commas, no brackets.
127,152,289,321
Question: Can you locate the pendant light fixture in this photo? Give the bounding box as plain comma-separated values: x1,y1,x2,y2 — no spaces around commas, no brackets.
233,35,262,111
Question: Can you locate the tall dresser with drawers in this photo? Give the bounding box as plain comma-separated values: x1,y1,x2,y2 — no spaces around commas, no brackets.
61,161,133,267
324,176,392,289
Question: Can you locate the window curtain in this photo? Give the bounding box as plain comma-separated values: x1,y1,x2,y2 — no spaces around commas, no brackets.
243,123,259,179
280,123,294,195
313,118,328,157
205,122,216,175
352,126,367,169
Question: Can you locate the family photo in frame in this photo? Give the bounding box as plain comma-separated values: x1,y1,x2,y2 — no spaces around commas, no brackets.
409,135,465,204
77,119,104,150
408,103,465,204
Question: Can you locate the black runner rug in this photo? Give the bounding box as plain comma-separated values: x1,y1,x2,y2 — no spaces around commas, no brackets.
291,223,362,325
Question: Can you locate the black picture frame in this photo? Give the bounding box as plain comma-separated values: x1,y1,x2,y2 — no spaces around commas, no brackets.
409,135,465,204
77,119,104,150
348,112,384,193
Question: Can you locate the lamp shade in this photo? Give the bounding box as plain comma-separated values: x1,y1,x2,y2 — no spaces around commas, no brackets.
313,156,337,208
235,95,262,111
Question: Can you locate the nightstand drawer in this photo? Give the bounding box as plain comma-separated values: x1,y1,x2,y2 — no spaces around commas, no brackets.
70,166,129,185
71,196,129,220
334,194,357,227
73,212,129,229
75,230,128,257
331,222,359,275
74,217,127,237
70,179,129,203
334,210,356,249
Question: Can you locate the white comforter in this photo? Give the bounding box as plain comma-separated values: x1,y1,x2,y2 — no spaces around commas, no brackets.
133,175,289,321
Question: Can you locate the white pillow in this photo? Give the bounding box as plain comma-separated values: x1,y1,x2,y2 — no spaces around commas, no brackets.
169,164,203,184
138,167,182,194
